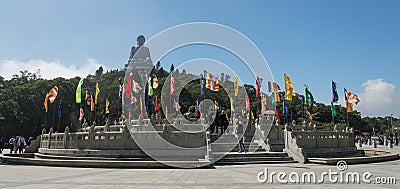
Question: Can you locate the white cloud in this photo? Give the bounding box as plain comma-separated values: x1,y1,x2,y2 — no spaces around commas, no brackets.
0,58,104,79
357,78,400,117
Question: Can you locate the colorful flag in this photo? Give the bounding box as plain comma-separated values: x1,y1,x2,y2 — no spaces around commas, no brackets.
57,101,62,118
332,81,339,103
284,74,293,101
79,107,84,122
205,71,213,89
230,98,235,112
212,79,219,91
261,93,267,115
170,75,175,95
246,96,251,111
155,96,160,112
344,88,352,100
195,99,200,117
275,109,281,124
352,95,360,105
305,84,314,108
174,99,181,112
90,95,94,112
47,86,59,103
234,75,239,96
283,100,289,115
148,76,154,96
76,78,84,103
306,108,313,120
86,92,91,106
200,74,206,98
152,74,159,89
95,83,100,104
125,73,133,98
347,101,353,113
118,78,123,99
105,99,110,114
331,102,337,117
44,93,50,112
140,96,144,119
133,80,142,93
256,76,262,99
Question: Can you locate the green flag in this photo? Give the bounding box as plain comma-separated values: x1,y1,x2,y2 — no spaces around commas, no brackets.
147,76,153,96
331,102,337,117
76,78,84,103
305,84,314,105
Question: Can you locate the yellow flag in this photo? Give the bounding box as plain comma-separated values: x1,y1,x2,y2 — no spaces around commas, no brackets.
165,106,168,118
230,98,235,112
284,74,293,101
95,83,100,104
90,95,95,111
251,111,255,120
105,99,110,114
234,75,238,96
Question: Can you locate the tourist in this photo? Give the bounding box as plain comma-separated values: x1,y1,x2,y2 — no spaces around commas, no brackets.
14,136,19,153
0,137,4,154
9,136,15,154
219,110,229,135
17,136,26,153
234,119,245,153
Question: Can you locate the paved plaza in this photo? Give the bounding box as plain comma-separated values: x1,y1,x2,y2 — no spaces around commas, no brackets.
0,145,399,189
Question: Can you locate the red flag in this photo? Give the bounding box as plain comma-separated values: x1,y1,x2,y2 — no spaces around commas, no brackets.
170,75,175,95
275,109,281,124
125,73,132,98
256,76,261,98
155,96,160,112
246,96,251,111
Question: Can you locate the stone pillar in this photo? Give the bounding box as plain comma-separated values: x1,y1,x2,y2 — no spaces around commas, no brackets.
48,127,53,149
63,126,69,149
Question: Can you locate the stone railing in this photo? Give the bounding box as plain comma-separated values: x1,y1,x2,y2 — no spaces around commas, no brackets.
39,119,208,152
284,126,355,163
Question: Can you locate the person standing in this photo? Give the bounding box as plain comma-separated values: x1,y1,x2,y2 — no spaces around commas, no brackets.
219,110,229,135
0,137,4,154
8,136,15,154
234,119,245,153
17,136,26,153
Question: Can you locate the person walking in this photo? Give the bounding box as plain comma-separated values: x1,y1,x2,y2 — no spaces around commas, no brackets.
8,136,15,154
234,119,245,153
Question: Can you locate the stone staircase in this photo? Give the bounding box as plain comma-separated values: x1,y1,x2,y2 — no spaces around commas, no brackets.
210,133,296,165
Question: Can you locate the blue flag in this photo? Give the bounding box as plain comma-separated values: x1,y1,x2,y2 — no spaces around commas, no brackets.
57,101,62,118
200,74,206,98
283,100,289,115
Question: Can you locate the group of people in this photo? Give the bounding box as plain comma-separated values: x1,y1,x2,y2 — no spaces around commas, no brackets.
208,110,230,135
1,136,29,154
206,110,246,153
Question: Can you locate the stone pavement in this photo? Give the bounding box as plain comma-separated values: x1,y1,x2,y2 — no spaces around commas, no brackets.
0,146,399,189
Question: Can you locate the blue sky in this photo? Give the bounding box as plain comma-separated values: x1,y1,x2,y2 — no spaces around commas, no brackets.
1,0,399,117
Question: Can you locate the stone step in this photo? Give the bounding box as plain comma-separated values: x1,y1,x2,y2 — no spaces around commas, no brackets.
215,160,296,165
213,151,290,158
216,156,294,163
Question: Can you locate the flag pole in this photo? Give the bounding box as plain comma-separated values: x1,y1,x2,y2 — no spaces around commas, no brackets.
57,100,61,132
52,101,56,129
